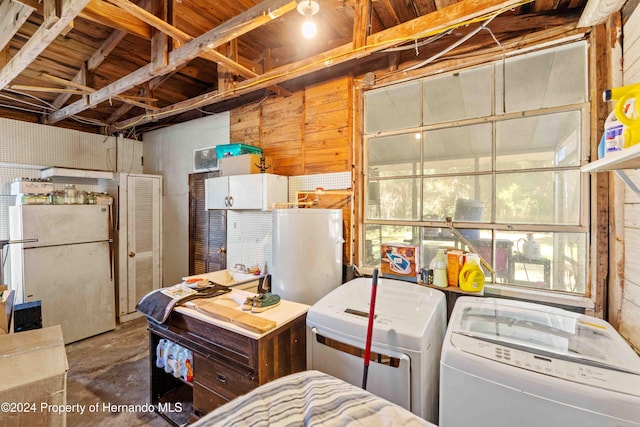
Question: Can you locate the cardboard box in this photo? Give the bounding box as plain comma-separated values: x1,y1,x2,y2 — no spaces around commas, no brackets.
447,250,465,286
380,243,419,282
0,285,14,334
10,181,53,195
0,325,68,426
220,154,273,176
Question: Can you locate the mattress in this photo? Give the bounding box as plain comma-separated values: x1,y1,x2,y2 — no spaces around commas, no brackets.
190,370,435,427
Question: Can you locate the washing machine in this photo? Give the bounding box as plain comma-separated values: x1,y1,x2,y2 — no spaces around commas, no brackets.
440,296,640,426
306,277,446,424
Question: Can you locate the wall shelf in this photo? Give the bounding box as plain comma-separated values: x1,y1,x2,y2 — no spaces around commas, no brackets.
40,167,114,180
581,143,640,172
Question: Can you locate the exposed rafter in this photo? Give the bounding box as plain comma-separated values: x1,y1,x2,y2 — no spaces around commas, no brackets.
46,0,297,124
0,0,35,53
0,0,92,90
109,0,528,132
0,0,590,134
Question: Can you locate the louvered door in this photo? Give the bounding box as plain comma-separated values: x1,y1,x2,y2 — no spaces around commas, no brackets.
126,174,162,315
189,172,226,275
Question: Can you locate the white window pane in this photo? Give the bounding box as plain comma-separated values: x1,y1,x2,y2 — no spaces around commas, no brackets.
364,81,422,133
496,170,581,225
424,124,492,174
423,175,492,222
364,224,418,267
496,111,581,170
368,133,421,177
423,65,492,124
369,178,420,220
495,231,587,293
495,42,587,113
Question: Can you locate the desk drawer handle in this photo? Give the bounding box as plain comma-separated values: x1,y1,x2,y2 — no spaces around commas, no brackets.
217,373,227,384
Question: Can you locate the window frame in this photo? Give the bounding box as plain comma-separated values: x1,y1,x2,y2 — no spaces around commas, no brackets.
360,41,594,308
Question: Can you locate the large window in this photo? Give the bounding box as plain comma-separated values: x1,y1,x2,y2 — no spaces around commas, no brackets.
363,41,589,295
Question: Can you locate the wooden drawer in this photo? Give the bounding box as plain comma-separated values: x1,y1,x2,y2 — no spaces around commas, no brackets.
194,353,257,400
193,382,228,416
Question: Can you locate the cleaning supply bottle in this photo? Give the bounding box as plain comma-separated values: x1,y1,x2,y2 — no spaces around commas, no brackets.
603,83,640,148
459,253,485,293
432,249,448,288
603,110,626,155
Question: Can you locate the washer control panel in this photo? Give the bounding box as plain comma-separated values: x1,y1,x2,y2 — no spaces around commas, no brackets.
451,333,640,396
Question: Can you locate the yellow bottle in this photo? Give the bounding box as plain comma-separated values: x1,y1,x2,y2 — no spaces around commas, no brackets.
603,83,640,148
459,253,485,293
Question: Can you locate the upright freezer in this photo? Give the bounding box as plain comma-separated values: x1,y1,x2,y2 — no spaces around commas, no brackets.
9,205,116,343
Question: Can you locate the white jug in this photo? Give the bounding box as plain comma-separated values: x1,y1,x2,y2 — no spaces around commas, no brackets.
518,234,540,259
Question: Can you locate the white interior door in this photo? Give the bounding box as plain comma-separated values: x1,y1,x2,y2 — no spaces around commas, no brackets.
126,175,162,314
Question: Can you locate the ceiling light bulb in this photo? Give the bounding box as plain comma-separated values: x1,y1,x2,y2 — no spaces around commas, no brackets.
301,15,317,38
297,0,320,39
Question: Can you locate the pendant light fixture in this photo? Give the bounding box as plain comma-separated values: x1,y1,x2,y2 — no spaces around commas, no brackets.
297,0,320,39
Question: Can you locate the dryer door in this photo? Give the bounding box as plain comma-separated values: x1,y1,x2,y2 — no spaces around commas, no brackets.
308,328,411,412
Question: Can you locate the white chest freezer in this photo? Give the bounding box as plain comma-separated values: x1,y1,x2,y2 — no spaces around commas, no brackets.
306,277,446,424
440,296,640,427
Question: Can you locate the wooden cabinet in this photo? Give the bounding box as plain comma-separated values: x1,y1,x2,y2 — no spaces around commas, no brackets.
148,304,307,425
205,173,288,210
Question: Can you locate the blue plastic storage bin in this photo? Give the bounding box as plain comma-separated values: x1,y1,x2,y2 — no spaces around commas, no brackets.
215,143,262,158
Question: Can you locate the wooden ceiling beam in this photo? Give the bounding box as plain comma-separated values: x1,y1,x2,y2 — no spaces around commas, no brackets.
105,0,291,95
578,0,625,27
0,0,35,53
9,84,157,101
52,0,153,109
47,0,297,124
79,0,151,39
110,0,528,132
0,0,92,90
40,72,160,110
52,28,127,108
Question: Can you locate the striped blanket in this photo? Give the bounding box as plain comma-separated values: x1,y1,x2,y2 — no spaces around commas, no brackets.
191,370,434,427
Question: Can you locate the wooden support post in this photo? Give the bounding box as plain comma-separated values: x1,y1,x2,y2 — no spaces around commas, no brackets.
151,0,168,70
43,0,60,29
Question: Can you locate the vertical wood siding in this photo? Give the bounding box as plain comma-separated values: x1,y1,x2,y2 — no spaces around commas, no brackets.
230,76,353,176
230,75,355,265
620,8,640,350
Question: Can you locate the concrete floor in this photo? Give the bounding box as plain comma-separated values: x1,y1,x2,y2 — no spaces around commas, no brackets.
65,317,170,427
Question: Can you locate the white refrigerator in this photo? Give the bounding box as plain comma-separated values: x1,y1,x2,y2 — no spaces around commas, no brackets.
9,205,116,343
272,208,343,305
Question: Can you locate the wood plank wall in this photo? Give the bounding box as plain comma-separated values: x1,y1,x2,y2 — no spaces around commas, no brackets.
616,4,640,351
230,75,357,265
